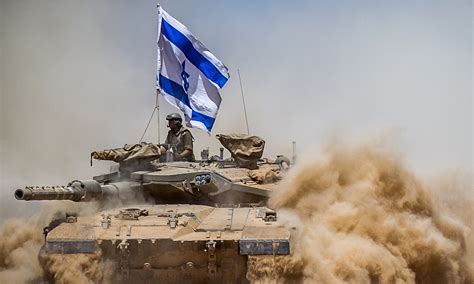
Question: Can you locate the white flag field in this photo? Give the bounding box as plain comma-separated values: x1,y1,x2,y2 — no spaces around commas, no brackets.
156,7,230,133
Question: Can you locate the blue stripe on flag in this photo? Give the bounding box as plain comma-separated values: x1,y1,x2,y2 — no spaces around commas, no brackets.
159,74,216,131
191,111,215,131
161,19,228,89
158,74,190,106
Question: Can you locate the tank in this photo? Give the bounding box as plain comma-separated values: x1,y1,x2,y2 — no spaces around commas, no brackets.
14,134,293,283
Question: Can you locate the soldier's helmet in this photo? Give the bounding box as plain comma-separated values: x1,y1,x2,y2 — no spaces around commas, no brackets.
166,113,182,122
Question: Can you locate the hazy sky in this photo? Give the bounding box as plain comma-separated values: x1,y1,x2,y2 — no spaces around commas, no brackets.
0,0,472,219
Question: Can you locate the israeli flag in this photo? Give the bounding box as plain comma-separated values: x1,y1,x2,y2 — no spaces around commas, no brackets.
156,7,229,132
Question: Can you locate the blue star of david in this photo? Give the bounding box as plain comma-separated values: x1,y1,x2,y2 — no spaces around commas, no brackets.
181,60,190,93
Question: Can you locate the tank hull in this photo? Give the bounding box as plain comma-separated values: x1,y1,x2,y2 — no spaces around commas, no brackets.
40,204,291,283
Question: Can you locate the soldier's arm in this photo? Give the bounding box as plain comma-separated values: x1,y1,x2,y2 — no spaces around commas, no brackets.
178,132,194,159
178,149,192,160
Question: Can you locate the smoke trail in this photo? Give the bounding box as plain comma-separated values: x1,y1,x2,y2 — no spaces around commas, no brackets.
252,143,472,283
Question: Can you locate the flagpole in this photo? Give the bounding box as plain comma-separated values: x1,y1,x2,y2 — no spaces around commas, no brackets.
237,69,250,135
156,91,161,143
156,2,162,143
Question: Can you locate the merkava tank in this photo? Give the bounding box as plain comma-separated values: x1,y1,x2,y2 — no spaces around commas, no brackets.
14,134,293,283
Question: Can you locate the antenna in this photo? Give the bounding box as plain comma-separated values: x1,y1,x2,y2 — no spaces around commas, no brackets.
292,141,297,164
237,69,250,135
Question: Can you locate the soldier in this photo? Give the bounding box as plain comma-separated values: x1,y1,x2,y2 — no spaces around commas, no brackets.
161,113,195,162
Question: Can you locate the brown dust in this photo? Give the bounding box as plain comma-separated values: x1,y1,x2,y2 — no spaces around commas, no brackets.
248,144,473,283
0,202,114,283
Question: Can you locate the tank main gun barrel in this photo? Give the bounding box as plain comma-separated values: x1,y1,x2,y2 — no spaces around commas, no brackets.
14,180,139,202
15,185,84,201
15,180,102,201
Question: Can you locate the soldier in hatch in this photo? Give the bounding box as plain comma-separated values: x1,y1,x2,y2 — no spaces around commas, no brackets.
161,113,195,162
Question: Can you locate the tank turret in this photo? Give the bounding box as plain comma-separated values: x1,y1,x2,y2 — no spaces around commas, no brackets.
16,135,290,205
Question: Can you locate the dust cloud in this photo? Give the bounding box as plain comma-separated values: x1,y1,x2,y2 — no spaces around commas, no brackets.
44,251,114,284
248,142,473,283
0,201,116,283
0,201,76,282
0,218,43,283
